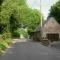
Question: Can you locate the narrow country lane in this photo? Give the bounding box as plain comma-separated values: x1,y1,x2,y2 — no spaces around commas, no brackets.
0,39,60,60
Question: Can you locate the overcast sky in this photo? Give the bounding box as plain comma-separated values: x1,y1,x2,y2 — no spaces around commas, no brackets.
27,0,58,20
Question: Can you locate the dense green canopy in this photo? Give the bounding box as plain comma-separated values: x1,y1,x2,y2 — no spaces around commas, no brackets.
49,0,60,24
0,0,42,37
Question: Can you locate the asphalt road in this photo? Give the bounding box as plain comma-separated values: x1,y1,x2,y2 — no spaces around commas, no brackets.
0,41,60,60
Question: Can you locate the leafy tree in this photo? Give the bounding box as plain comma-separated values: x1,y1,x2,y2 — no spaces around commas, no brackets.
0,0,4,5
0,0,42,37
0,0,42,52
49,0,60,24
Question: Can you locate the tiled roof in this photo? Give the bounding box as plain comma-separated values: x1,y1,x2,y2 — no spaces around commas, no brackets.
42,17,60,32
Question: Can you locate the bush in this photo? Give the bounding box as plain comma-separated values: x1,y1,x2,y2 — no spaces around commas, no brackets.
12,31,20,38
5,38,12,45
0,37,12,54
2,32,11,39
0,44,6,50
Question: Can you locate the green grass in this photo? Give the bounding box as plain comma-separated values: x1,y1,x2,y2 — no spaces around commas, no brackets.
0,38,12,54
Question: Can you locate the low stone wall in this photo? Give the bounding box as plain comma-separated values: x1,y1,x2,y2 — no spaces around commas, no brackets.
41,39,49,46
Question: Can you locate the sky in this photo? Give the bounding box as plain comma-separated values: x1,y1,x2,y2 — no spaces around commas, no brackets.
27,0,58,20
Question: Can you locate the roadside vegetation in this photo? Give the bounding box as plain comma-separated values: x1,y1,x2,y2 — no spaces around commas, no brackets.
0,0,42,53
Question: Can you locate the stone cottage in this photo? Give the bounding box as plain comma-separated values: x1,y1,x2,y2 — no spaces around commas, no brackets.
31,25,42,41
41,17,60,42
31,17,60,43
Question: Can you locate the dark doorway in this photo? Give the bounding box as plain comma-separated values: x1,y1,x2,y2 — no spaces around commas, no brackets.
47,33,59,42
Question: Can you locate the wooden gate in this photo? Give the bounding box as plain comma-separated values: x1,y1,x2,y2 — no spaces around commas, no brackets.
47,33,59,42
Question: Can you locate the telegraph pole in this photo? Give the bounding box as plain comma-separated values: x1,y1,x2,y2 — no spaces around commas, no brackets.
40,0,42,27
40,0,43,40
